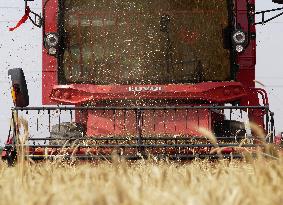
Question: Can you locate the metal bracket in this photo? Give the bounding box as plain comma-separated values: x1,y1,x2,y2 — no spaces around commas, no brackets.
244,2,283,52
255,7,283,25
247,2,283,25
29,10,42,28
24,0,43,28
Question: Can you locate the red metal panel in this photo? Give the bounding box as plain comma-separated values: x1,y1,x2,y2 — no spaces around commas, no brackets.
42,0,59,104
87,109,212,137
236,0,265,129
236,0,256,88
86,110,135,136
237,69,255,88
50,82,247,105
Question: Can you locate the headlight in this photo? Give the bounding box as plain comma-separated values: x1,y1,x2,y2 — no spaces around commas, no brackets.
45,33,59,47
232,30,246,44
48,47,57,55
235,45,244,53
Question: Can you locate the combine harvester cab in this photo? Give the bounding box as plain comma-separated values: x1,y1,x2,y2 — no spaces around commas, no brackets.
2,0,283,163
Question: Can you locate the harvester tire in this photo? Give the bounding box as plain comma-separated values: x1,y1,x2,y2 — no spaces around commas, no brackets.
8,68,29,107
7,151,17,167
50,122,85,146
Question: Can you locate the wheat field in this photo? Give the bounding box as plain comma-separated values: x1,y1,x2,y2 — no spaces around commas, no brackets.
2,117,282,205
0,157,282,205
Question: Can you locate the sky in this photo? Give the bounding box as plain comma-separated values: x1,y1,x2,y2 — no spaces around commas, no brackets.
0,1,283,143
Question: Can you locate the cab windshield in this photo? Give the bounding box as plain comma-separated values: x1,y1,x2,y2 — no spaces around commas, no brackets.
60,0,231,85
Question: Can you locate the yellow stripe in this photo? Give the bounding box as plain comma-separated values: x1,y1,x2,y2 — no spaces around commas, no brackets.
11,86,16,104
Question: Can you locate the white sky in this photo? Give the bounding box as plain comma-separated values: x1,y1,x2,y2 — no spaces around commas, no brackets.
0,1,283,143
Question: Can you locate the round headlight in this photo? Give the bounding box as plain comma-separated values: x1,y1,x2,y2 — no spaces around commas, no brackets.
48,47,57,55
45,33,59,47
235,45,244,53
233,31,246,44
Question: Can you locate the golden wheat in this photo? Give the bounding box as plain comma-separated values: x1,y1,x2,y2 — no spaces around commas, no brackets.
0,158,282,205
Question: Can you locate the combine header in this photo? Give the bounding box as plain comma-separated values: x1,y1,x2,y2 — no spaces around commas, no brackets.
2,0,283,164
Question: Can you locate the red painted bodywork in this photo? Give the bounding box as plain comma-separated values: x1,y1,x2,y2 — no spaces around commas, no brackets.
41,0,266,136
87,109,211,136
50,82,247,104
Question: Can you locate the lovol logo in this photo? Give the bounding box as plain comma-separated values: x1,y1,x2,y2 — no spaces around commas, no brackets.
128,86,162,92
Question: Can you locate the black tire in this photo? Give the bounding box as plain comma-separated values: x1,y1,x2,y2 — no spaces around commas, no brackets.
2,148,17,167
6,151,17,167
8,68,29,107
215,120,246,137
50,122,85,146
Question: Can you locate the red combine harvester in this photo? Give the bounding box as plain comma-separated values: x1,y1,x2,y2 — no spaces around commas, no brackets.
2,0,283,164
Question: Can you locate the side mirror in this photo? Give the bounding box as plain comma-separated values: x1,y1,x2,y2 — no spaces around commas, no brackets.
8,68,29,107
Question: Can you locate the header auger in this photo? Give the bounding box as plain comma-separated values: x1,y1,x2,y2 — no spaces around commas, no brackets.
2,0,283,164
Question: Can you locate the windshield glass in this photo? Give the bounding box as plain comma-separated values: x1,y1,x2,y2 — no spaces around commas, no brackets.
60,0,230,85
